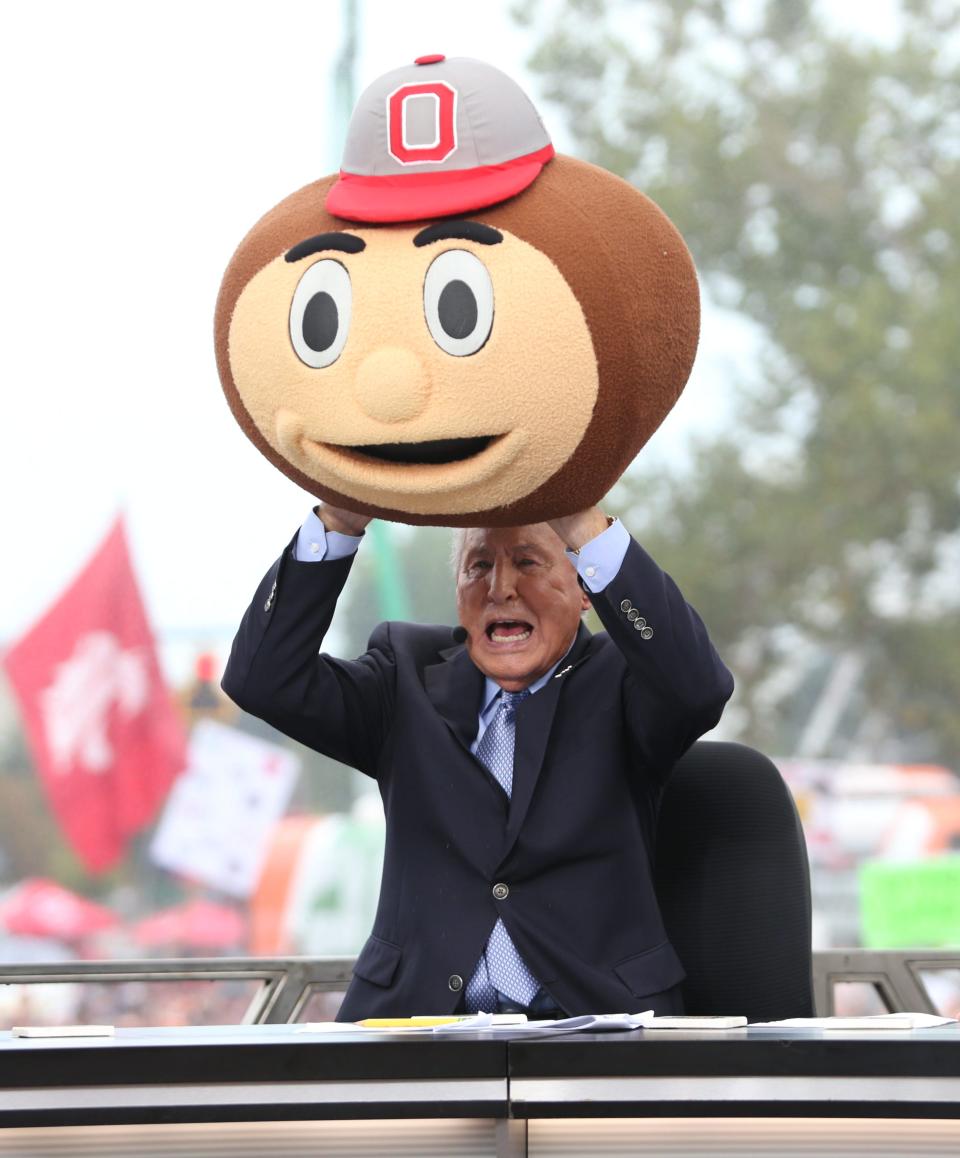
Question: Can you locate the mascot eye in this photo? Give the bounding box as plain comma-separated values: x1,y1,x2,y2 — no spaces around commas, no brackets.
423,249,494,357
289,259,352,368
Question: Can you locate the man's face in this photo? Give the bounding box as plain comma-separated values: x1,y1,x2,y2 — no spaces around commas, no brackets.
456,524,591,692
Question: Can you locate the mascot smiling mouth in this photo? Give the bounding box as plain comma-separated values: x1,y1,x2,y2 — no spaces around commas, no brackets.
288,424,526,504
340,436,497,465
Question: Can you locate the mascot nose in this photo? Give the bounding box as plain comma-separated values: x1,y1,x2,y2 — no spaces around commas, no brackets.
353,348,431,424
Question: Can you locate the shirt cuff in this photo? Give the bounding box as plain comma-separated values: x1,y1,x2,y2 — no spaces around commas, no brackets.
294,509,364,562
565,517,629,593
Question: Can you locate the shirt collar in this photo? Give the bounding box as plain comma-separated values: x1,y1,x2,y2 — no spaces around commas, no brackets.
479,636,578,720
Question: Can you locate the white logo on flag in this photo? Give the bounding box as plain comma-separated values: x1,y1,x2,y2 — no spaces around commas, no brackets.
41,631,150,774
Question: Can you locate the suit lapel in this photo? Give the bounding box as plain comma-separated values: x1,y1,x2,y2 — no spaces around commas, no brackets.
426,627,595,863
502,625,593,852
424,643,508,875
424,643,485,753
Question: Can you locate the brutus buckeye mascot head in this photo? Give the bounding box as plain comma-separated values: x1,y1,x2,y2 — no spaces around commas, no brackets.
215,56,699,526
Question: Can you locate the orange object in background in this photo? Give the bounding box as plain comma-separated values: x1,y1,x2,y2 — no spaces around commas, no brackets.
249,816,318,955
249,805,385,958
925,798,960,854
880,796,960,859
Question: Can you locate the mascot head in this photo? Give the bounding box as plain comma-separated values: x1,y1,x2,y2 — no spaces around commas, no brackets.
215,56,699,526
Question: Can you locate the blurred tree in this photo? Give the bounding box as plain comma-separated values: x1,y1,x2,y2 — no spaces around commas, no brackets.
517,0,960,763
335,524,460,658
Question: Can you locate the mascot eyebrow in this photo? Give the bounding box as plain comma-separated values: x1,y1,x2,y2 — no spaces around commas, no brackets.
285,232,367,263
413,220,503,248
282,221,501,265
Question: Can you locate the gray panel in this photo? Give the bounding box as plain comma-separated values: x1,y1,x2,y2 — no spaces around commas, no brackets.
530,1117,960,1157
0,1079,504,1113
0,1117,500,1157
513,1075,960,1104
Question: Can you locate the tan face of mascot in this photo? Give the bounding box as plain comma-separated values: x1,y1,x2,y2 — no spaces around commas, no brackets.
215,72,699,527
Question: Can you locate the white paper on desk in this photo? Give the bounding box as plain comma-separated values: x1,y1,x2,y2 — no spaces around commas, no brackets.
751,1013,956,1029
12,1025,115,1038
647,1015,747,1029
299,1022,367,1033
432,1012,656,1036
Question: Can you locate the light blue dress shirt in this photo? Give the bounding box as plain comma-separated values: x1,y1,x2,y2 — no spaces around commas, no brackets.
294,512,366,563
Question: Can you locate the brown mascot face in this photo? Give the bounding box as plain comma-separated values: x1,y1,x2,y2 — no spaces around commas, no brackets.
215,155,699,526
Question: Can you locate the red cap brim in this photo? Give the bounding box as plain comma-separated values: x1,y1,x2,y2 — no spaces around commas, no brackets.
326,145,555,223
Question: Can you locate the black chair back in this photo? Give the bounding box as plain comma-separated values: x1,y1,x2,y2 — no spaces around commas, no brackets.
654,740,814,1021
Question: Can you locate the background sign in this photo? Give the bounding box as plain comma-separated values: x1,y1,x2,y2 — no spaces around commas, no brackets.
860,856,960,948
151,720,299,897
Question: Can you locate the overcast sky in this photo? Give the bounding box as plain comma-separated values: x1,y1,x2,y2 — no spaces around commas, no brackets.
0,0,896,667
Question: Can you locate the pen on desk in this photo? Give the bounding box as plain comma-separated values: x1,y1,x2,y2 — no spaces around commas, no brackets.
356,1014,529,1028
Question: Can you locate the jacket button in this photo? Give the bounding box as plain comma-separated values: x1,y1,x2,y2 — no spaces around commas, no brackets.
641,626,654,640
448,974,464,992
620,599,633,613
627,608,640,622
633,617,647,631
492,882,510,900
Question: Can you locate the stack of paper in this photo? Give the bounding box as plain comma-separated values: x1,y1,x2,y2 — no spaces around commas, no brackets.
751,1013,956,1029
432,1012,656,1035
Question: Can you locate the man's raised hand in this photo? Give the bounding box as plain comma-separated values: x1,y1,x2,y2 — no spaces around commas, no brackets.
317,503,373,537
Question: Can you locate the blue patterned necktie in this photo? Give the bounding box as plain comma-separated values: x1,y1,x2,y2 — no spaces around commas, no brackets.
465,689,542,1012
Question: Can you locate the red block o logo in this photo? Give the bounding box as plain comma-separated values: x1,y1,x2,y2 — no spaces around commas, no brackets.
387,82,458,165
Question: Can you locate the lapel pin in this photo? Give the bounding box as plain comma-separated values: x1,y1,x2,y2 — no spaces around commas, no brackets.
554,665,573,679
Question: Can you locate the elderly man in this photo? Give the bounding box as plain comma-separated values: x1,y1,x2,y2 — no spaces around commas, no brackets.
223,503,733,1020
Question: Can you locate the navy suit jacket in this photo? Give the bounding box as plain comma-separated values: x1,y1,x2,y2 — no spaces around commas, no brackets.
223,533,734,1019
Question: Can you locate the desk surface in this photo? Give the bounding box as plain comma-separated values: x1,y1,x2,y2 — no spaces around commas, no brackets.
1,1024,959,1126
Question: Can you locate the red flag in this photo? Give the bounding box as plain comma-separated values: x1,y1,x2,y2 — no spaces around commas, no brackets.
2,517,186,872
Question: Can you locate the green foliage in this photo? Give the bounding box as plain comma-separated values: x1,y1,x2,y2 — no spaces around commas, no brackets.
521,0,960,763
334,525,459,658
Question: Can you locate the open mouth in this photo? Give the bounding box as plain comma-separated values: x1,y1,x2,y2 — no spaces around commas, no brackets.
486,619,533,644
340,436,496,466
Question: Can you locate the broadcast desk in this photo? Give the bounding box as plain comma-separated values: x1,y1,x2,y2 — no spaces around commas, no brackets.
2,1024,959,1157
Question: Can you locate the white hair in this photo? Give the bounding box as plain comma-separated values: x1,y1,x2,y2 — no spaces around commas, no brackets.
449,528,469,576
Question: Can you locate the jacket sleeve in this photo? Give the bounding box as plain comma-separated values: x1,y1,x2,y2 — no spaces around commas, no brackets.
221,534,396,776
588,536,734,781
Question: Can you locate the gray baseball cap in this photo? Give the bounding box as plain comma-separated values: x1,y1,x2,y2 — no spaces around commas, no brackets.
326,54,555,223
